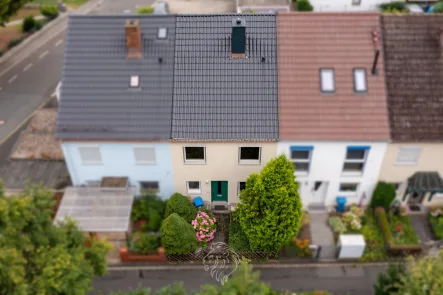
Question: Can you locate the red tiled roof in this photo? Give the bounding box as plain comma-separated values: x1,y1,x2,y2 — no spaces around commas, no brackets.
277,13,390,141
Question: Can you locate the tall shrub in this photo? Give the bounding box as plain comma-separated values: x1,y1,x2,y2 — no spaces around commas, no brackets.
164,193,197,223
160,213,197,255
370,181,396,211
22,16,35,32
296,0,313,11
237,155,303,251
40,5,59,20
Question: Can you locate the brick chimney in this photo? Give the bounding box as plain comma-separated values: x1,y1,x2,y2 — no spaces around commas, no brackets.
125,19,142,59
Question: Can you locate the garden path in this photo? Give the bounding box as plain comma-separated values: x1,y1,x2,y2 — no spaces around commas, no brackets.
409,214,433,244
308,211,336,260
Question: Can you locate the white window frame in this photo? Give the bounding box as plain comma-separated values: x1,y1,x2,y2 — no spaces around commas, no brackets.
290,148,312,176
183,146,206,164
78,145,102,165
339,183,359,194
238,147,261,165
158,28,167,39
342,148,369,176
133,146,156,165
238,181,246,195
395,146,422,165
130,75,139,88
353,68,367,93
320,68,335,93
187,181,201,194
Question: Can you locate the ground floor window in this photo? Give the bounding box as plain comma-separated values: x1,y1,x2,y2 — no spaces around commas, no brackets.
187,181,201,194
238,182,246,195
339,183,359,192
140,181,159,195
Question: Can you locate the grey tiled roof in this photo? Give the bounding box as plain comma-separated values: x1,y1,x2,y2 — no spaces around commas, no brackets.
55,15,176,140
171,14,279,141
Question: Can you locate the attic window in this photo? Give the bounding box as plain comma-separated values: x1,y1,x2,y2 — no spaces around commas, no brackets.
158,28,167,39
320,68,335,93
353,68,367,93
130,75,139,88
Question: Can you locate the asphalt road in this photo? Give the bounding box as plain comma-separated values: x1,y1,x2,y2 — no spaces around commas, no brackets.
92,265,386,295
0,0,154,142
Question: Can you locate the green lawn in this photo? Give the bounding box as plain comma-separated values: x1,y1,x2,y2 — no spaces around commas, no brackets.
389,215,420,245
31,0,88,9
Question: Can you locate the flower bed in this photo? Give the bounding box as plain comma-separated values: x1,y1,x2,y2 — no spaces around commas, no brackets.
280,211,313,258
375,207,421,256
119,247,167,262
429,207,443,240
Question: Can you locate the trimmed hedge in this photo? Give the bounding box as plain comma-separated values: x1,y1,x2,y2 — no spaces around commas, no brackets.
164,193,197,223
375,207,421,256
161,213,197,255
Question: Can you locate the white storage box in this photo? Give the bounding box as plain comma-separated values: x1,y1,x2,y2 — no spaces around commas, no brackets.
337,234,366,259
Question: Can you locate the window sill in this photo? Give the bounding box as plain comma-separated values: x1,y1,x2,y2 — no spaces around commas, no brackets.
394,162,418,166
184,160,206,165
135,162,157,165
341,171,363,177
338,191,358,196
187,190,202,195
295,171,309,177
238,160,261,165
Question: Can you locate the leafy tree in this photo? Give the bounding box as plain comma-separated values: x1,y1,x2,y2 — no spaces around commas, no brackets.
373,263,405,295
0,183,111,295
0,0,32,26
160,213,197,255
296,0,313,11
370,181,396,211
395,252,443,295
164,192,197,223
237,155,302,251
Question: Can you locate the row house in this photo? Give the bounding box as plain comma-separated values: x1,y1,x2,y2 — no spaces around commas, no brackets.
56,13,443,211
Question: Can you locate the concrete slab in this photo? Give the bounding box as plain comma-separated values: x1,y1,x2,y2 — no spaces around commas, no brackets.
316,267,343,278
309,212,336,260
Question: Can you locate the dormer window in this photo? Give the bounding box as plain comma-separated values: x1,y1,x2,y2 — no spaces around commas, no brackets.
130,75,139,88
353,68,367,93
158,28,167,39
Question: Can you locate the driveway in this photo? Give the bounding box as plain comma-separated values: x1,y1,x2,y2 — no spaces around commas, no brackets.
166,0,235,14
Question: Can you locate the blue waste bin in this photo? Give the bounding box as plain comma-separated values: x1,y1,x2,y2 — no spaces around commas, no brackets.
193,196,204,208
336,196,347,213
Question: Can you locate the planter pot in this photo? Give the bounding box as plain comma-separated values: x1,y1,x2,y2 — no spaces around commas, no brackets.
119,247,167,262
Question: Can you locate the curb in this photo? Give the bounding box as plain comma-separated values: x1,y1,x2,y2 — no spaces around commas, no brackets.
107,261,391,271
0,0,104,67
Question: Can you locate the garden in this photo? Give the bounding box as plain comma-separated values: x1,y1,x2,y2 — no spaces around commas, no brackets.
429,207,443,240
327,181,421,261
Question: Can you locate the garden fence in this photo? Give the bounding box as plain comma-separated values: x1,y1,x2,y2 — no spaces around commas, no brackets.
167,250,279,262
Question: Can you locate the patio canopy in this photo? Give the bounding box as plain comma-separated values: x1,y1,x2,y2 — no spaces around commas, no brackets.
53,186,135,232
407,172,443,192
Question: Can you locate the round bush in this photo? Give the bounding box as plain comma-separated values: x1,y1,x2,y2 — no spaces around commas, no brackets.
164,193,197,223
34,20,45,31
22,16,36,33
296,0,313,11
40,5,59,20
161,213,197,255
137,6,154,14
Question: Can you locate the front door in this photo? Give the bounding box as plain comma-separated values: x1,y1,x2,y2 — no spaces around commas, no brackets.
211,181,228,202
408,192,425,205
311,181,328,204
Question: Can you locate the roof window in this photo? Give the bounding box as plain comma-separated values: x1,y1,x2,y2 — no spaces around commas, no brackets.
158,28,167,39
130,75,139,88
320,68,335,93
353,68,367,93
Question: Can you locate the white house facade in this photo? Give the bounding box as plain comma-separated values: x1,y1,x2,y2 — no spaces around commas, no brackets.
309,0,393,12
277,141,387,208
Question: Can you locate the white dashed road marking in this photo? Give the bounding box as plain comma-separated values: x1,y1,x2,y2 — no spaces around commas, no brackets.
8,75,17,84
39,51,49,59
55,39,63,47
23,63,33,72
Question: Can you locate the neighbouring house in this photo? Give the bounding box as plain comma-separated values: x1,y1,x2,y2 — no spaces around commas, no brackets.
0,107,71,195
236,0,290,13
378,15,443,211
56,16,176,198
307,0,406,12
277,13,390,209
169,15,279,206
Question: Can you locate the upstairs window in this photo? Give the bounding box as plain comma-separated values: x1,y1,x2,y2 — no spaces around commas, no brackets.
184,146,206,163
353,68,367,93
396,146,421,165
133,146,156,164
320,68,335,93
78,146,102,164
352,0,361,5
239,147,261,164
290,146,313,175
343,146,370,174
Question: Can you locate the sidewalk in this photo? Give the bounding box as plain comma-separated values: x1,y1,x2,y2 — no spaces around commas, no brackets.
6,15,45,27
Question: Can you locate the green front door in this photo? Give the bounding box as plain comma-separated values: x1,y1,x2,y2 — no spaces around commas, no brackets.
211,181,228,202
